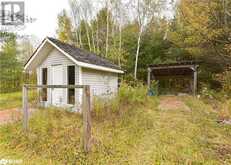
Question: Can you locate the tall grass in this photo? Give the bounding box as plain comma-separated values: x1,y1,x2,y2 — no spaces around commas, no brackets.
218,99,231,120
0,84,231,164
92,82,158,119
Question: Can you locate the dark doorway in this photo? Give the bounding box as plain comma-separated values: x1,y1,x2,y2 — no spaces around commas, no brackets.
68,65,75,104
42,68,47,101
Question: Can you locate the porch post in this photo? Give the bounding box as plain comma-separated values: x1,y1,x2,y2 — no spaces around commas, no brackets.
193,66,198,96
147,68,151,89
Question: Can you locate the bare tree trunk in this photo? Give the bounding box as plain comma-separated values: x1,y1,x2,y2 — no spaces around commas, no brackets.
71,15,79,46
105,1,110,57
163,22,168,40
90,26,96,52
96,20,100,53
85,23,92,51
134,29,142,79
118,23,122,67
79,26,83,48
112,20,116,48
75,30,79,46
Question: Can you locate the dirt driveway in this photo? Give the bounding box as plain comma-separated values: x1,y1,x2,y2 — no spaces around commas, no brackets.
0,108,22,125
158,96,190,111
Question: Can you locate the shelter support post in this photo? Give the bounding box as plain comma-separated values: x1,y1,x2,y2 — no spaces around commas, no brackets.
193,66,198,96
147,68,151,89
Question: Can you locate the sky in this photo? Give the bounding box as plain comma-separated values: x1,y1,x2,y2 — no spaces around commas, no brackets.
0,0,175,44
22,0,69,39
0,0,70,42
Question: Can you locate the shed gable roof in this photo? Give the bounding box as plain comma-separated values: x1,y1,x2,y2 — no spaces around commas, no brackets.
24,37,124,73
47,37,122,70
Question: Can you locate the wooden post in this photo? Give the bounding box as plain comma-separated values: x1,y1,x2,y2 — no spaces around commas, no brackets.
82,85,91,152
23,85,29,131
147,68,151,89
193,66,198,96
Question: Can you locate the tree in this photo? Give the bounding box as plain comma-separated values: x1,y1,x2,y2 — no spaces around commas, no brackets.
57,9,73,44
110,0,128,66
18,38,34,64
105,0,110,57
69,0,82,47
56,0,171,81
131,0,166,79
169,0,231,87
121,19,174,80
0,33,22,93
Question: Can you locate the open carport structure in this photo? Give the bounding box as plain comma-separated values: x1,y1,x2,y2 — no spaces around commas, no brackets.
147,61,199,96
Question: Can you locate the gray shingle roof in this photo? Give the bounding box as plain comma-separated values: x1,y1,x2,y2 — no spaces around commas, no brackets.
47,37,122,71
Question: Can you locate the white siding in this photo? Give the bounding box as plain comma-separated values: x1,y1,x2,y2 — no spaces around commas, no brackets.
40,48,74,67
36,68,41,85
82,68,118,97
37,47,119,109
37,48,78,105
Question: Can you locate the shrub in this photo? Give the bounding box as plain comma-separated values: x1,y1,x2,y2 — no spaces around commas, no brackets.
118,82,148,105
92,82,156,119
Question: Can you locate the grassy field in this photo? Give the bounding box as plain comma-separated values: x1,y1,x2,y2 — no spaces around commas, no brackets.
0,85,231,164
0,91,37,110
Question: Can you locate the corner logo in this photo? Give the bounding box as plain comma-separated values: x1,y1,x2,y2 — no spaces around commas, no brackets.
1,1,24,25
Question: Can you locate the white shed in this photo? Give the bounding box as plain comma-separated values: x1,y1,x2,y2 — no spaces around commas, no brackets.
24,37,123,109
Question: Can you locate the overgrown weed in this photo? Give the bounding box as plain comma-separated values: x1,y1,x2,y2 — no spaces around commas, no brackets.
0,84,231,164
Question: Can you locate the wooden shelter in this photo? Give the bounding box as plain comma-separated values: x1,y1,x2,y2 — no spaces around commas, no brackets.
147,61,199,95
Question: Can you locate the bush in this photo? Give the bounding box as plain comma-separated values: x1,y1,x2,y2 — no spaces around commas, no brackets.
118,82,148,104
92,82,157,119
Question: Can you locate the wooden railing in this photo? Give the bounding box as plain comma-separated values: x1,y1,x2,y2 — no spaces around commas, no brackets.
22,84,91,152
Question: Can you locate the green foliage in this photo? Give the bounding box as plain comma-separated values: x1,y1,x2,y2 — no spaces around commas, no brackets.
121,19,180,81
57,9,73,44
57,0,231,94
92,8,115,54
0,90,37,110
150,80,159,95
93,83,155,119
117,82,149,105
169,0,231,92
0,33,23,93
58,5,179,81
220,70,231,96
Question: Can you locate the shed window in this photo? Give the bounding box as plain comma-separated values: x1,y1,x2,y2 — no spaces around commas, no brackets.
42,68,47,101
68,66,75,104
